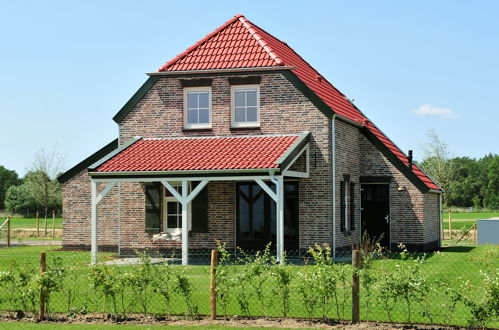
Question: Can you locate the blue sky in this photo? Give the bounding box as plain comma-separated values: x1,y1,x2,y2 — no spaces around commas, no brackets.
1,1,498,177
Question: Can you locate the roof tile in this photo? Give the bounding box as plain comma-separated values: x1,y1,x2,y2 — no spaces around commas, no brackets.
95,135,299,173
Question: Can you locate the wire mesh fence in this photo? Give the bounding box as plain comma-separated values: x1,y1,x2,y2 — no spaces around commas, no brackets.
0,243,497,328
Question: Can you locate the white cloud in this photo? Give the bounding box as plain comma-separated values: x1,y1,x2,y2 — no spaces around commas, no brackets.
413,104,460,119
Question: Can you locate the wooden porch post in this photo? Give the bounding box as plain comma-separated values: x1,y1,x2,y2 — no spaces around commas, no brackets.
91,180,98,265
181,180,189,265
277,176,285,263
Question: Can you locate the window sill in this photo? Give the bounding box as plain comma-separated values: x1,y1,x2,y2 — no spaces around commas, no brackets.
182,128,213,132
230,126,261,131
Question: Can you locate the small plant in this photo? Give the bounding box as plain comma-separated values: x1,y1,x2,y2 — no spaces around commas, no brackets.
152,256,176,317
39,255,67,314
270,253,292,318
89,265,120,316
175,271,199,319
125,250,155,317
246,244,273,316
215,241,233,317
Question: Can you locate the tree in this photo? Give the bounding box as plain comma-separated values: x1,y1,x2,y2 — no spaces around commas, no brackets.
483,156,499,209
419,130,456,205
4,183,38,215
0,165,19,209
26,148,64,229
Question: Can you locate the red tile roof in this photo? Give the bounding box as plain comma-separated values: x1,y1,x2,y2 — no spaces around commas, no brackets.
95,135,299,173
158,15,440,191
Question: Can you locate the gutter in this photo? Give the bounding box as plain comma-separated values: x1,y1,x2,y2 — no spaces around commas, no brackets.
89,167,281,177
331,114,337,258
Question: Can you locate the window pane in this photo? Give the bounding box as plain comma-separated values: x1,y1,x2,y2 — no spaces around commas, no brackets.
247,107,257,122
188,109,198,124
167,216,177,229
235,107,245,122
167,202,178,215
235,91,245,107
187,93,198,109
198,109,210,124
198,92,209,108
246,90,257,106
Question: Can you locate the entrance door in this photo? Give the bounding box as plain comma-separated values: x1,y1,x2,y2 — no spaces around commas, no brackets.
236,181,299,251
361,184,390,249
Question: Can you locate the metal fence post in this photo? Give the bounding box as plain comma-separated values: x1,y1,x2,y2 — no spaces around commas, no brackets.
39,252,46,321
352,249,361,323
210,249,218,320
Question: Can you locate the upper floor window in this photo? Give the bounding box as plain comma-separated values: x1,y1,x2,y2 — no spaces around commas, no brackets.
231,85,260,128
184,87,211,129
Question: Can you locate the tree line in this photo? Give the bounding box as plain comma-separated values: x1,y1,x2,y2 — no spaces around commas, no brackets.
418,130,498,209
0,149,63,217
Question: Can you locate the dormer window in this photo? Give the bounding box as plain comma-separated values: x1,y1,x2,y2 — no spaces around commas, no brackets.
184,87,211,129
231,85,260,128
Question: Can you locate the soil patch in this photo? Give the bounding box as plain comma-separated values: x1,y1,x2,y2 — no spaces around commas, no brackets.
0,313,470,329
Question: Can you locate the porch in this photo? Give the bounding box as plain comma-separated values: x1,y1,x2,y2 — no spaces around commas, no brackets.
88,132,310,265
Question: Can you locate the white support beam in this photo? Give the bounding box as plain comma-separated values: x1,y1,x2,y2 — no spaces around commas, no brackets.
276,176,285,263
181,180,189,265
160,179,185,204
255,179,277,202
185,180,209,204
96,181,117,204
282,145,309,178
91,180,98,265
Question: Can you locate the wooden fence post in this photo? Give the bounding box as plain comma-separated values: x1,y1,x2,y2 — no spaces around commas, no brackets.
36,211,40,237
473,223,477,244
352,249,361,323
52,211,55,238
448,209,452,241
39,252,46,321
6,217,10,248
210,249,218,320
44,212,48,237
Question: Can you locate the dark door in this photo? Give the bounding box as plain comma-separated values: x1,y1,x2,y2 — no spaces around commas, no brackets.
361,184,390,249
237,181,299,251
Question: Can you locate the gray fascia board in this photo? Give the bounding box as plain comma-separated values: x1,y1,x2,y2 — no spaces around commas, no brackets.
275,131,310,167
88,137,142,170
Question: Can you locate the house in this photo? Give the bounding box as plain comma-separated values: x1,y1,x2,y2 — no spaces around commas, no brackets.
57,14,443,264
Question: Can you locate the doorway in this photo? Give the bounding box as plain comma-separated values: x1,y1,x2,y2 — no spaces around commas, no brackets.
361,184,390,249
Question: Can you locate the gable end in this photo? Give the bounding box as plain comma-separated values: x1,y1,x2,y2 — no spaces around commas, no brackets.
113,76,159,124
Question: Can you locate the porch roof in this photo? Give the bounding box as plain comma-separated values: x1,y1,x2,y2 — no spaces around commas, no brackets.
88,132,309,175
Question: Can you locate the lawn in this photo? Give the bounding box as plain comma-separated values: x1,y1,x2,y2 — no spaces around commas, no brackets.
0,245,496,328
441,211,499,220
443,220,476,231
3,218,63,229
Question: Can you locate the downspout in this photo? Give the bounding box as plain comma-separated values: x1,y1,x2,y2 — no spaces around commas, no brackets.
331,114,337,258
439,193,443,249
117,182,121,256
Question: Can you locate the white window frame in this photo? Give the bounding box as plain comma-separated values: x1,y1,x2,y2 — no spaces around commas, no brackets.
162,184,192,233
184,87,212,129
231,84,260,128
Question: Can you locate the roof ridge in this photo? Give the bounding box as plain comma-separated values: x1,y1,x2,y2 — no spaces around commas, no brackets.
158,15,241,72
237,16,285,66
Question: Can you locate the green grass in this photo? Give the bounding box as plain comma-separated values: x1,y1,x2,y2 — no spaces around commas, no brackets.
443,220,476,230
441,211,499,220
0,245,497,328
3,218,63,229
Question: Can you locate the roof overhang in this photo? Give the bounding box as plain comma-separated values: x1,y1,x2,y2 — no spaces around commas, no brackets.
88,132,310,179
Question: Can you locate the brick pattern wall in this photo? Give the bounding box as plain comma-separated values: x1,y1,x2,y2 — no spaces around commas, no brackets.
359,134,439,250
334,120,361,249
63,71,333,252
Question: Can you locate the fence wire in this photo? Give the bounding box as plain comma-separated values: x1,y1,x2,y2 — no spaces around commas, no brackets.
0,244,497,328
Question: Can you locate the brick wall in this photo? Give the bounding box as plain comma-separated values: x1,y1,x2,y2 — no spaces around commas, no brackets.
358,134,440,250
